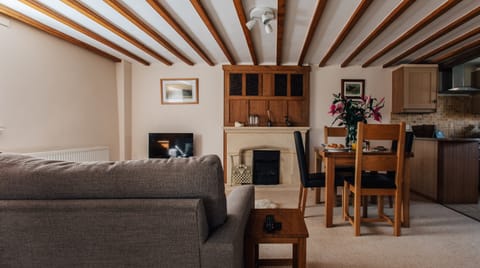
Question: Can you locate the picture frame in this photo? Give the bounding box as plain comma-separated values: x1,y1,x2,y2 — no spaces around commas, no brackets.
341,79,365,99
161,78,199,104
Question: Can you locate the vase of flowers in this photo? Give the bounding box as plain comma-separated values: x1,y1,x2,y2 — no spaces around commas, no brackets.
328,93,384,147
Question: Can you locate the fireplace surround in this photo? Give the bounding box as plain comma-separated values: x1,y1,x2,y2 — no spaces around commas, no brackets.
224,127,309,185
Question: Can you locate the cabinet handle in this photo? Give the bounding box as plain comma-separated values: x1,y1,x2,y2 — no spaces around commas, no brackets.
433,99,437,104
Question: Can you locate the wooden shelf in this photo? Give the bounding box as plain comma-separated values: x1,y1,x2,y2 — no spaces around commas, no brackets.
223,65,311,127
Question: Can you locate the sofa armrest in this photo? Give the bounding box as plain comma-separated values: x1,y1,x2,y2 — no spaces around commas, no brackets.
201,185,254,268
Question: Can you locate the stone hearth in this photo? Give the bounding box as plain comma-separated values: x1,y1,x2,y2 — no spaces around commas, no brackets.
224,127,309,185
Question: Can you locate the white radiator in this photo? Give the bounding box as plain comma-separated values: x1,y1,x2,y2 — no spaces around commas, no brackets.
25,146,110,162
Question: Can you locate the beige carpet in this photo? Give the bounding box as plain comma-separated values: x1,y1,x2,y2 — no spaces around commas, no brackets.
230,184,480,268
443,199,480,222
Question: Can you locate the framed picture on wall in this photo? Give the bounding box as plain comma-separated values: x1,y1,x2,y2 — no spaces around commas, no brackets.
341,79,365,99
161,78,199,104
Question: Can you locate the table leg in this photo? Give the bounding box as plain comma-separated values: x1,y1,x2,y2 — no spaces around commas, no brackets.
292,243,298,268
325,158,335,227
244,237,255,268
402,158,411,227
315,150,322,204
297,238,307,268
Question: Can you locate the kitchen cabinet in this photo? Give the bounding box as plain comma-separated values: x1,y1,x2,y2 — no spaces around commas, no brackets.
472,94,480,114
223,65,310,127
411,139,438,200
411,138,479,203
392,64,438,113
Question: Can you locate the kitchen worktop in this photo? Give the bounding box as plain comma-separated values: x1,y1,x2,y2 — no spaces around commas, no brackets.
415,137,480,142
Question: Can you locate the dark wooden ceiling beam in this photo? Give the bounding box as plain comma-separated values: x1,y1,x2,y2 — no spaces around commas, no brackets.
19,0,150,65
413,27,480,63
362,0,462,67
319,0,373,67
383,6,480,68
0,4,121,62
189,0,233,65
61,0,172,65
440,46,480,67
233,0,257,65
420,30,480,63
146,0,216,66
341,0,414,67
104,0,193,65
430,39,480,64
297,0,328,66
276,0,286,66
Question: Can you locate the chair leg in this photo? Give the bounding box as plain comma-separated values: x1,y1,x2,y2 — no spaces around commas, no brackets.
377,195,384,217
318,188,322,203
394,193,402,236
362,196,368,218
298,184,303,210
342,182,349,220
354,192,362,236
301,187,308,216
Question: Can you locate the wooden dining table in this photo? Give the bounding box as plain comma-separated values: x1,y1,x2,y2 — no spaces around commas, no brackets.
314,147,412,228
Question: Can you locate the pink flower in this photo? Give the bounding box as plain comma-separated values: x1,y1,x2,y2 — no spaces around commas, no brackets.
336,102,344,112
328,104,336,115
329,93,384,126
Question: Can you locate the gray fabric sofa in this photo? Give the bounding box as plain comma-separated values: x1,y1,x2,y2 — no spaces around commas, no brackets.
0,153,254,268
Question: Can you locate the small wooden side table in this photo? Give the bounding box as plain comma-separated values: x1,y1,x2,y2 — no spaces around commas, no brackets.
245,208,309,268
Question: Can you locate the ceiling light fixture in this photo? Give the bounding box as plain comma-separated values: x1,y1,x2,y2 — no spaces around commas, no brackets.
245,7,275,34
265,23,273,34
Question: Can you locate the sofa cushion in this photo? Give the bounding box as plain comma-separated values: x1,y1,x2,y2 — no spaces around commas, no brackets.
0,153,227,230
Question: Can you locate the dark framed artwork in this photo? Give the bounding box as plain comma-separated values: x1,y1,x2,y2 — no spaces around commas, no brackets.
161,78,199,104
341,79,365,99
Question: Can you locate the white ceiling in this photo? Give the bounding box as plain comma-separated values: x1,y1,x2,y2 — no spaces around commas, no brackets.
1,0,479,67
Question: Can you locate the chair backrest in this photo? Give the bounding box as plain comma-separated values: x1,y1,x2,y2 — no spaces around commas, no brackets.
391,131,414,153
324,126,347,144
354,122,406,186
294,131,309,185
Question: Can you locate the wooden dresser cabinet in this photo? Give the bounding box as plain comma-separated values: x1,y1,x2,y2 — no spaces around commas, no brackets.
223,65,310,127
392,64,438,113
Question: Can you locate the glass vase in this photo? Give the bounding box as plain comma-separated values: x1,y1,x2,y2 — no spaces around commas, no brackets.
345,123,358,148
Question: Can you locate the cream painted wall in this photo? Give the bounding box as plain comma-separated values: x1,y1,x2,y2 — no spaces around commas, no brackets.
131,63,224,159
131,63,393,166
0,16,393,166
0,18,119,158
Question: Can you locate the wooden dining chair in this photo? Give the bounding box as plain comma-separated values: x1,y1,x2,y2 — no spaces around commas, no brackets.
317,126,355,205
294,131,344,216
324,126,347,146
342,122,406,236
323,126,354,175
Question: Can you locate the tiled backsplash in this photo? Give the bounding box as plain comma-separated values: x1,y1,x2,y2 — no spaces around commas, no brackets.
391,96,480,137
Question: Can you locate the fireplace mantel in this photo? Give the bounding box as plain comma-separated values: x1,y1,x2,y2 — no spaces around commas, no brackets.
224,126,309,185
224,126,310,134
